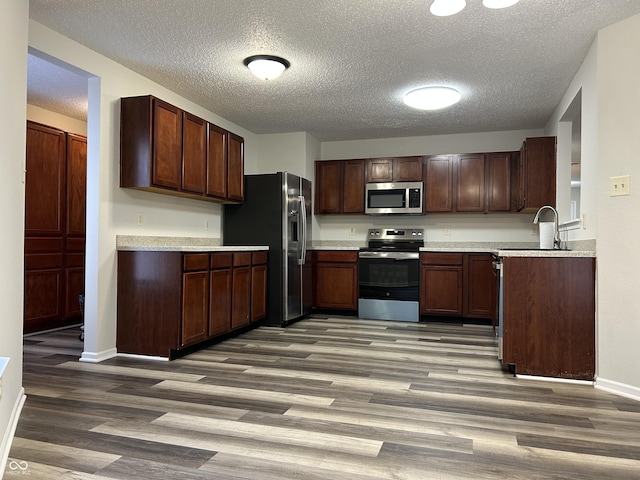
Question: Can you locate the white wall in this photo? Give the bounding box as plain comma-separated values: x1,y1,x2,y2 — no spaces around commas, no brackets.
545,41,598,239
28,20,259,362
27,104,87,136
0,0,28,472
593,13,640,398
317,128,543,243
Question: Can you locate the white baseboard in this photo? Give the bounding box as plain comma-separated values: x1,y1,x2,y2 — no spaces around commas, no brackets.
0,388,26,476
595,377,640,402
79,347,117,363
117,353,169,362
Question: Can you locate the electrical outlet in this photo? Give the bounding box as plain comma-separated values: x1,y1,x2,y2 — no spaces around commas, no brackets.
137,212,143,226
610,175,630,196
349,227,356,235
443,225,451,236
582,213,587,230
204,220,209,230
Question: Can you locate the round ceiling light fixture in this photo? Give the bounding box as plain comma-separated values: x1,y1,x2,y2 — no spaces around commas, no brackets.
430,0,466,17
403,86,462,111
243,55,290,80
482,0,520,8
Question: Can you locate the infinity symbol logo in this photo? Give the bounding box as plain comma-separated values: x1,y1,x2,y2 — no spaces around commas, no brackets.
8,460,29,471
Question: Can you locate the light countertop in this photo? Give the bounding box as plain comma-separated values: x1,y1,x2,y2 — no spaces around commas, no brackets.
116,235,268,252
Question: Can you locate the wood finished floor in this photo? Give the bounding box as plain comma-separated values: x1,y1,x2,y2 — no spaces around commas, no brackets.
8,316,640,479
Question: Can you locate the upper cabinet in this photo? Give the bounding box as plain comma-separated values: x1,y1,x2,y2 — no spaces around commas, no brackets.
366,156,423,183
456,153,486,212
314,159,365,214
120,95,244,204
517,136,556,212
424,155,454,213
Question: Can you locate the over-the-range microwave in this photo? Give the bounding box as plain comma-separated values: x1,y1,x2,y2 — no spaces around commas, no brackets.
365,181,423,215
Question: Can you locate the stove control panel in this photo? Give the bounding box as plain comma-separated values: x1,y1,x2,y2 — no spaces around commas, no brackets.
366,228,424,241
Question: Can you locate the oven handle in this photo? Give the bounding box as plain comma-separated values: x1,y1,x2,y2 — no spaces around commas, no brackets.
358,251,419,260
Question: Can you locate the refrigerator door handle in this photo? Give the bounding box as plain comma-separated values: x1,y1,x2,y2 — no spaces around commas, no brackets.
299,195,307,265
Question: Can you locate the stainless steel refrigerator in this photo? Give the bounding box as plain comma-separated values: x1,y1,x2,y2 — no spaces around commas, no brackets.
223,172,312,327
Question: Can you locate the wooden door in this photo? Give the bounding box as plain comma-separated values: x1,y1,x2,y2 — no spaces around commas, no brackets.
464,254,496,319
206,123,227,199
395,157,423,182
251,264,267,322
487,152,511,212
315,161,342,214
366,158,393,183
181,270,209,347
420,265,463,315
342,159,365,213
227,133,244,202
456,154,485,212
231,266,251,328
424,155,454,212
182,112,207,194
152,98,182,190
315,262,358,310
210,267,232,336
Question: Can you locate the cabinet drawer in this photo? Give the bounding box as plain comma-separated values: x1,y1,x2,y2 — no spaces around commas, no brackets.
421,253,463,265
183,253,210,271
233,252,252,267
315,250,357,263
252,251,268,265
211,253,233,269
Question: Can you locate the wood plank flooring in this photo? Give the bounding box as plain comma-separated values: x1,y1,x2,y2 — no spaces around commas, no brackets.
8,316,640,479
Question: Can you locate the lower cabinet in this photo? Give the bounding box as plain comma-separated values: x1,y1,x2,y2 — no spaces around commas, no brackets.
502,256,595,380
420,252,497,321
313,250,358,310
117,249,267,358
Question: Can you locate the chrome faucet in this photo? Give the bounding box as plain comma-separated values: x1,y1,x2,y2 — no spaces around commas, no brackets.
533,205,560,249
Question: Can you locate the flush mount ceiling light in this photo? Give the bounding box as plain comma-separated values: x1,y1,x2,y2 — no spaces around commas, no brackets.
243,55,290,80
403,86,461,110
430,0,466,16
430,0,519,16
482,0,520,8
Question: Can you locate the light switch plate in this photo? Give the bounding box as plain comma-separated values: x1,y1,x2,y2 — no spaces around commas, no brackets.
610,175,630,196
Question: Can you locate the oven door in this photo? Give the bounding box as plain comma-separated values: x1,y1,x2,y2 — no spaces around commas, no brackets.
358,251,420,322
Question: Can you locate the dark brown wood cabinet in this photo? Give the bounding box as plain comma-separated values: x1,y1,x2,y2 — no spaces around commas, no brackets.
464,254,497,320
502,256,595,380
420,252,496,321
420,253,463,315
366,156,423,183
120,95,244,204
251,251,268,322
117,249,267,358
24,122,86,334
517,136,556,212
424,155,454,213
314,160,365,214
487,152,512,212
456,154,485,212
314,250,358,310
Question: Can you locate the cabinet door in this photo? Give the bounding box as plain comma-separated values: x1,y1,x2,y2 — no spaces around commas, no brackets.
251,264,267,322
366,158,393,183
206,123,227,199
25,122,66,236
424,155,454,212
342,159,365,213
464,254,496,319
66,134,87,236
231,266,251,329
315,262,358,310
420,265,463,315
227,133,244,202
210,268,232,336
456,154,485,212
518,137,556,212
395,157,423,182
181,271,209,347
24,268,63,325
315,161,342,214
182,112,207,194
152,99,182,190
487,153,511,212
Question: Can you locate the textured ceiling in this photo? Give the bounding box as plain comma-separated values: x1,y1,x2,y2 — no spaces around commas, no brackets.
27,0,640,141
